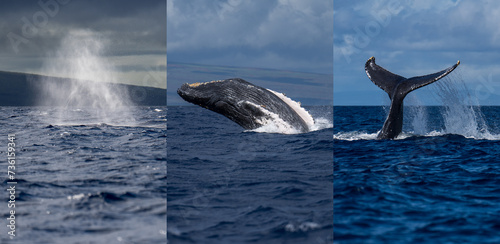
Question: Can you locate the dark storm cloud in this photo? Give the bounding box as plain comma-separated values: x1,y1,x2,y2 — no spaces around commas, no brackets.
167,0,333,74
1,0,166,56
0,0,166,88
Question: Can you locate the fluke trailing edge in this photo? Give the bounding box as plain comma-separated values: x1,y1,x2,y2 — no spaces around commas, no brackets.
177,78,312,132
365,57,460,139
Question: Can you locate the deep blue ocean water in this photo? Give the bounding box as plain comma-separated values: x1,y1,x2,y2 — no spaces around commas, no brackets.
0,106,166,243
167,106,333,243
334,106,500,243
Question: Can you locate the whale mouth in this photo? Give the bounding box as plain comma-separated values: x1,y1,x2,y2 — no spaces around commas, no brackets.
176,83,189,97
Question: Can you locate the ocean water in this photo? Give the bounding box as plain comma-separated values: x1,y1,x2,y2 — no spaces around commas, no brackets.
167,106,333,243
1,106,166,243
334,106,500,243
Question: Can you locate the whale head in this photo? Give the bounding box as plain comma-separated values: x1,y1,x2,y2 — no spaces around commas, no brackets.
177,79,267,129
177,80,226,107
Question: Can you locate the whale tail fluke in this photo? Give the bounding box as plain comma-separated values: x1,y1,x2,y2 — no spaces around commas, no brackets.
364,57,405,99
365,56,460,139
365,56,460,99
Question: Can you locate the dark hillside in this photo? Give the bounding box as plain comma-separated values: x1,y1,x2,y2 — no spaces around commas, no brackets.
0,71,166,106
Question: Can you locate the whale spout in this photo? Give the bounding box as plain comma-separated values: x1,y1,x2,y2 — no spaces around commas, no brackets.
365,57,460,139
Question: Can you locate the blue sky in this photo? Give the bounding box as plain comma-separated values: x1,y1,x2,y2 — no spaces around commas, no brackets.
334,0,500,105
167,0,333,75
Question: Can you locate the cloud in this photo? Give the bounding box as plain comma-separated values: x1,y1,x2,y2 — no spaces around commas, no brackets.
334,0,500,105
2,0,165,56
167,0,272,51
0,0,166,88
167,0,333,74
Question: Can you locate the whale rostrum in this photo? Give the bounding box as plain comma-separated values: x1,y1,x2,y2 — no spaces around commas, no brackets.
365,57,460,139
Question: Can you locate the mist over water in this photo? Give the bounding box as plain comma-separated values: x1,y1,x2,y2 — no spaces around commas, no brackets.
37,30,135,125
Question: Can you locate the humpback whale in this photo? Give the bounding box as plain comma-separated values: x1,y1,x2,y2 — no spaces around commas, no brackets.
365,57,460,139
177,78,312,132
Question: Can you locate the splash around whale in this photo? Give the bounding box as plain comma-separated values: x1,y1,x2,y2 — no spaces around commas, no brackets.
365,57,460,139
177,78,315,133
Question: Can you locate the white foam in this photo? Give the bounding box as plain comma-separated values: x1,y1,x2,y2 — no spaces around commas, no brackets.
424,130,500,140
67,193,88,201
267,89,315,128
248,89,332,134
285,222,320,232
334,130,500,141
309,117,333,132
245,101,302,134
243,98,332,134
52,122,166,129
333,131,379,141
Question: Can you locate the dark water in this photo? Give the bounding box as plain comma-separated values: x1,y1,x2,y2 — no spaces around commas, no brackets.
167,106,333,243
0,106,166,243
334,106,500,243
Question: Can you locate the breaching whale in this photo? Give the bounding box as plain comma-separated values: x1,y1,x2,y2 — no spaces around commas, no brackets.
177,78,312,132
365,57,460,139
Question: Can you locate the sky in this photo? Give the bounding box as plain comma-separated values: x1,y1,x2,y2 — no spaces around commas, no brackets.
334,0,500,105
167,0,333,75
0,0,166,88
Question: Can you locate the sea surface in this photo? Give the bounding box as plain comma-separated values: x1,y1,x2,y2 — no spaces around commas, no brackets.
334,106,500,243
0,106,166,243
167,106,333,243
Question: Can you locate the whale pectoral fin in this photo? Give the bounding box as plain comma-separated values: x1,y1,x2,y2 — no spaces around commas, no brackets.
214,100,232,114
365,57,406,98
241,102,266,117
401,61,460,94
214,100,227,107
214,100,243,125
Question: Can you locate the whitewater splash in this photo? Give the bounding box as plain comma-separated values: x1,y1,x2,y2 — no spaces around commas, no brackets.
333,131,379,141
335,73,500,141
433,74,495,139
405,94,429,135
37,29,135,126
248,89,332,134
